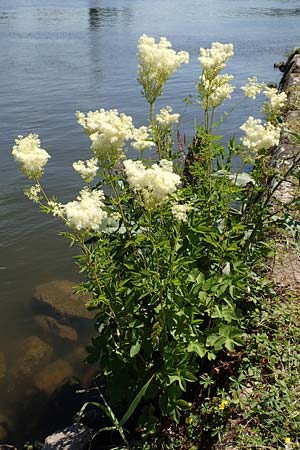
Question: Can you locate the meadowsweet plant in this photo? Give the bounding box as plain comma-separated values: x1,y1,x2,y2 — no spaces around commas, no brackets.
12,133,50,179
12,35,300,439
73,157,99,183
263,86,288,122
76,108,134,164
150,106,180,159
240,116,281,154
197,42,235,131
240,76,263,99
137,34,189,119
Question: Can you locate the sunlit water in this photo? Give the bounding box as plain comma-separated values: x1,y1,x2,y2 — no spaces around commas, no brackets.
0,0,299,443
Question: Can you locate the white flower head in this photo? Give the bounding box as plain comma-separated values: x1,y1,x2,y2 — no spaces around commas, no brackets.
12,134,50,179
156,106,180,127
131,126,155,152
76,109,134,163
138,34,189,104
159,159,174,172
123,159,147,191
64,188,108,232
202,73,235,108
240,116,281,152
263,87,287,117
111,212,121,222
48,200,65,218
24,184,41,203
171,203,191,222
123,159,181,209
73,158,99,183
199,42,234,73
241,76,263,99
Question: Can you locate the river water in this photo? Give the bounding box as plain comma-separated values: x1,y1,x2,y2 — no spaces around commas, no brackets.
0,0,299,443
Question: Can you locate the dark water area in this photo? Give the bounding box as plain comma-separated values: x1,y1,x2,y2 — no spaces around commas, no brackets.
0,0,299,444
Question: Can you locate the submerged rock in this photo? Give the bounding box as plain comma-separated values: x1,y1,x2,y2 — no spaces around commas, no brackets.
0,353,6,384
0,424,8,443
68,346,87,366
11,336,53,381
34,359,73,395
42,423,93,450
34,315,78,344
80,364,99,389
34,281,94,321
0,411,14,444
0,447,17,450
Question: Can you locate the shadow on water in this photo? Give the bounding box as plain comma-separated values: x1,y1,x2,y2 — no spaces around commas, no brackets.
7,380,83,447
236,7,300,17
89,7,133,30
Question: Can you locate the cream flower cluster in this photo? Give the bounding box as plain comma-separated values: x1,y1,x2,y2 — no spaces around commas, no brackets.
123,159,181,209
73,158,99,183
12,134,50,179
155,106,180,127
240,116,281,152
77,109,134,162
198,43,235,110
48,200,65,218
202,73,235,108
171,203,191,222
131,126,155,152
64,188,108,232
241,77,263,99
24,184,41,203
199,42,234,72
138,34,189,104
263,86,287,116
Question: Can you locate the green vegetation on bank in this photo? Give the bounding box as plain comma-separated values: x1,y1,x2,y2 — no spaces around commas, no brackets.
130,291,300,449
12,37,300,449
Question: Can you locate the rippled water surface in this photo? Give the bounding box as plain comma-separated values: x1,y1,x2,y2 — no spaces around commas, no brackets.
0,0,299,442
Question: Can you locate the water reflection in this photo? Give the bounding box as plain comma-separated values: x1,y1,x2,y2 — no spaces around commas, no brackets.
0,11,16,22
89,6,133,29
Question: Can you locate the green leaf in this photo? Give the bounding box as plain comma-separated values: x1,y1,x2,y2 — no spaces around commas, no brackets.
168,375,186,391
225,338,235,352
176,399,192,410
206,334,225,351
207,351,217,361
130,341,141,358
119,374,155,426
187,341,206,358
228,172,256,186
198,291,208,302
222,306,239,322
77,401,108,422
